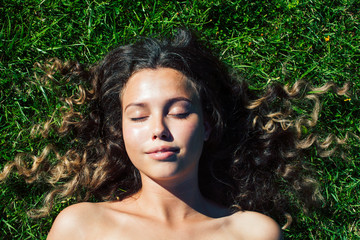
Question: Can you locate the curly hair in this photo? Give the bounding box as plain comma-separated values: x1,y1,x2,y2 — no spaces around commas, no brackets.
0,29,351,225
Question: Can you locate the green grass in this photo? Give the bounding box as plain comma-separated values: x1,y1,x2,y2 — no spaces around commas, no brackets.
1,0,359,239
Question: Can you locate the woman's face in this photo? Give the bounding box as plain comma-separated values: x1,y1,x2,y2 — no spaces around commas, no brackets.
121,68,210,182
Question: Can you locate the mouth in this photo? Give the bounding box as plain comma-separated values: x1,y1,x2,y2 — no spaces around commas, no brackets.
146,147,180,160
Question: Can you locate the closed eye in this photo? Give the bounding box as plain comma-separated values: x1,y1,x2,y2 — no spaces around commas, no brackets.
130,116,148,122
170,112,190,119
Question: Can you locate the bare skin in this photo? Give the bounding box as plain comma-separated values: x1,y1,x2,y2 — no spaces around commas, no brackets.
47,68,282,240
47,193,281,240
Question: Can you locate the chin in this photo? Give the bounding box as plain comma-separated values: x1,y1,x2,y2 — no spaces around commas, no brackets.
143,167,195,183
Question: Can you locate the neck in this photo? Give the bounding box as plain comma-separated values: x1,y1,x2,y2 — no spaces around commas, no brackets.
132,174,211,224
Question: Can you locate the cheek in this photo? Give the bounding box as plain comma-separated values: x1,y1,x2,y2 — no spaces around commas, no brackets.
180,120,205,146
122,124,148,167
181,122,205,163
122,123,145,150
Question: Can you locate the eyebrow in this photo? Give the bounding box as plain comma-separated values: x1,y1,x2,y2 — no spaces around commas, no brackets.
124,97,192,112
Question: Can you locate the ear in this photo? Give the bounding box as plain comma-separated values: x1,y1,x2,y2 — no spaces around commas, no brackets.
203,121,212,141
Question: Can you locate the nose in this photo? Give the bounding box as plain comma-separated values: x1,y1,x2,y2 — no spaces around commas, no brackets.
151,115,171,140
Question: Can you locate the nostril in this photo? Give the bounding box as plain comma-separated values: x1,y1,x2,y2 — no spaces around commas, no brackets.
151,116,171,140
152,127,170,140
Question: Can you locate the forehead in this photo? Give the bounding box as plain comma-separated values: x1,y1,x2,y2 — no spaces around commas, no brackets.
121,68,199,106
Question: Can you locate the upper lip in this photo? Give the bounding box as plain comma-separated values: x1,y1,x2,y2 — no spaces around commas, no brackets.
145,146,180,154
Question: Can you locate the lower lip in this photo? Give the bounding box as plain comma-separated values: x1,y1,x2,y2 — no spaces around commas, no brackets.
147,151,177,160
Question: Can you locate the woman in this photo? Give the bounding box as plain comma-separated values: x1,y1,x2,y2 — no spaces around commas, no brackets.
3,29,346,239
47,66,281,239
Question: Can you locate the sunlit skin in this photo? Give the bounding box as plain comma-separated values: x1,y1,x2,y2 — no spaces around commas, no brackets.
47,68,282,240
121,67,209,185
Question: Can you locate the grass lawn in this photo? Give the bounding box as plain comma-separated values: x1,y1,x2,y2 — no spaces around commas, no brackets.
1,0,359,239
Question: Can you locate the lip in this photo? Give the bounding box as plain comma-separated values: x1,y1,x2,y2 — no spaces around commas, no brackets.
146,146,180,161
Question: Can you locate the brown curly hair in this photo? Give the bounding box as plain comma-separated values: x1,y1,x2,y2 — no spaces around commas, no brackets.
0,29,351,226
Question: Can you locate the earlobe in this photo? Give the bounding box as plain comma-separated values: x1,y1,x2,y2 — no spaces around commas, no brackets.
204,121,212,141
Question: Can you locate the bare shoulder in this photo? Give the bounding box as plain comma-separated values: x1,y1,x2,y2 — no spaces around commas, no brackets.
228,211,283,240
47,202,103,240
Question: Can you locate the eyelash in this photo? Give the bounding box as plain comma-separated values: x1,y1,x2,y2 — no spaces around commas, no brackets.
171,113,190,119
130,117,148,122
130,113,190,122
